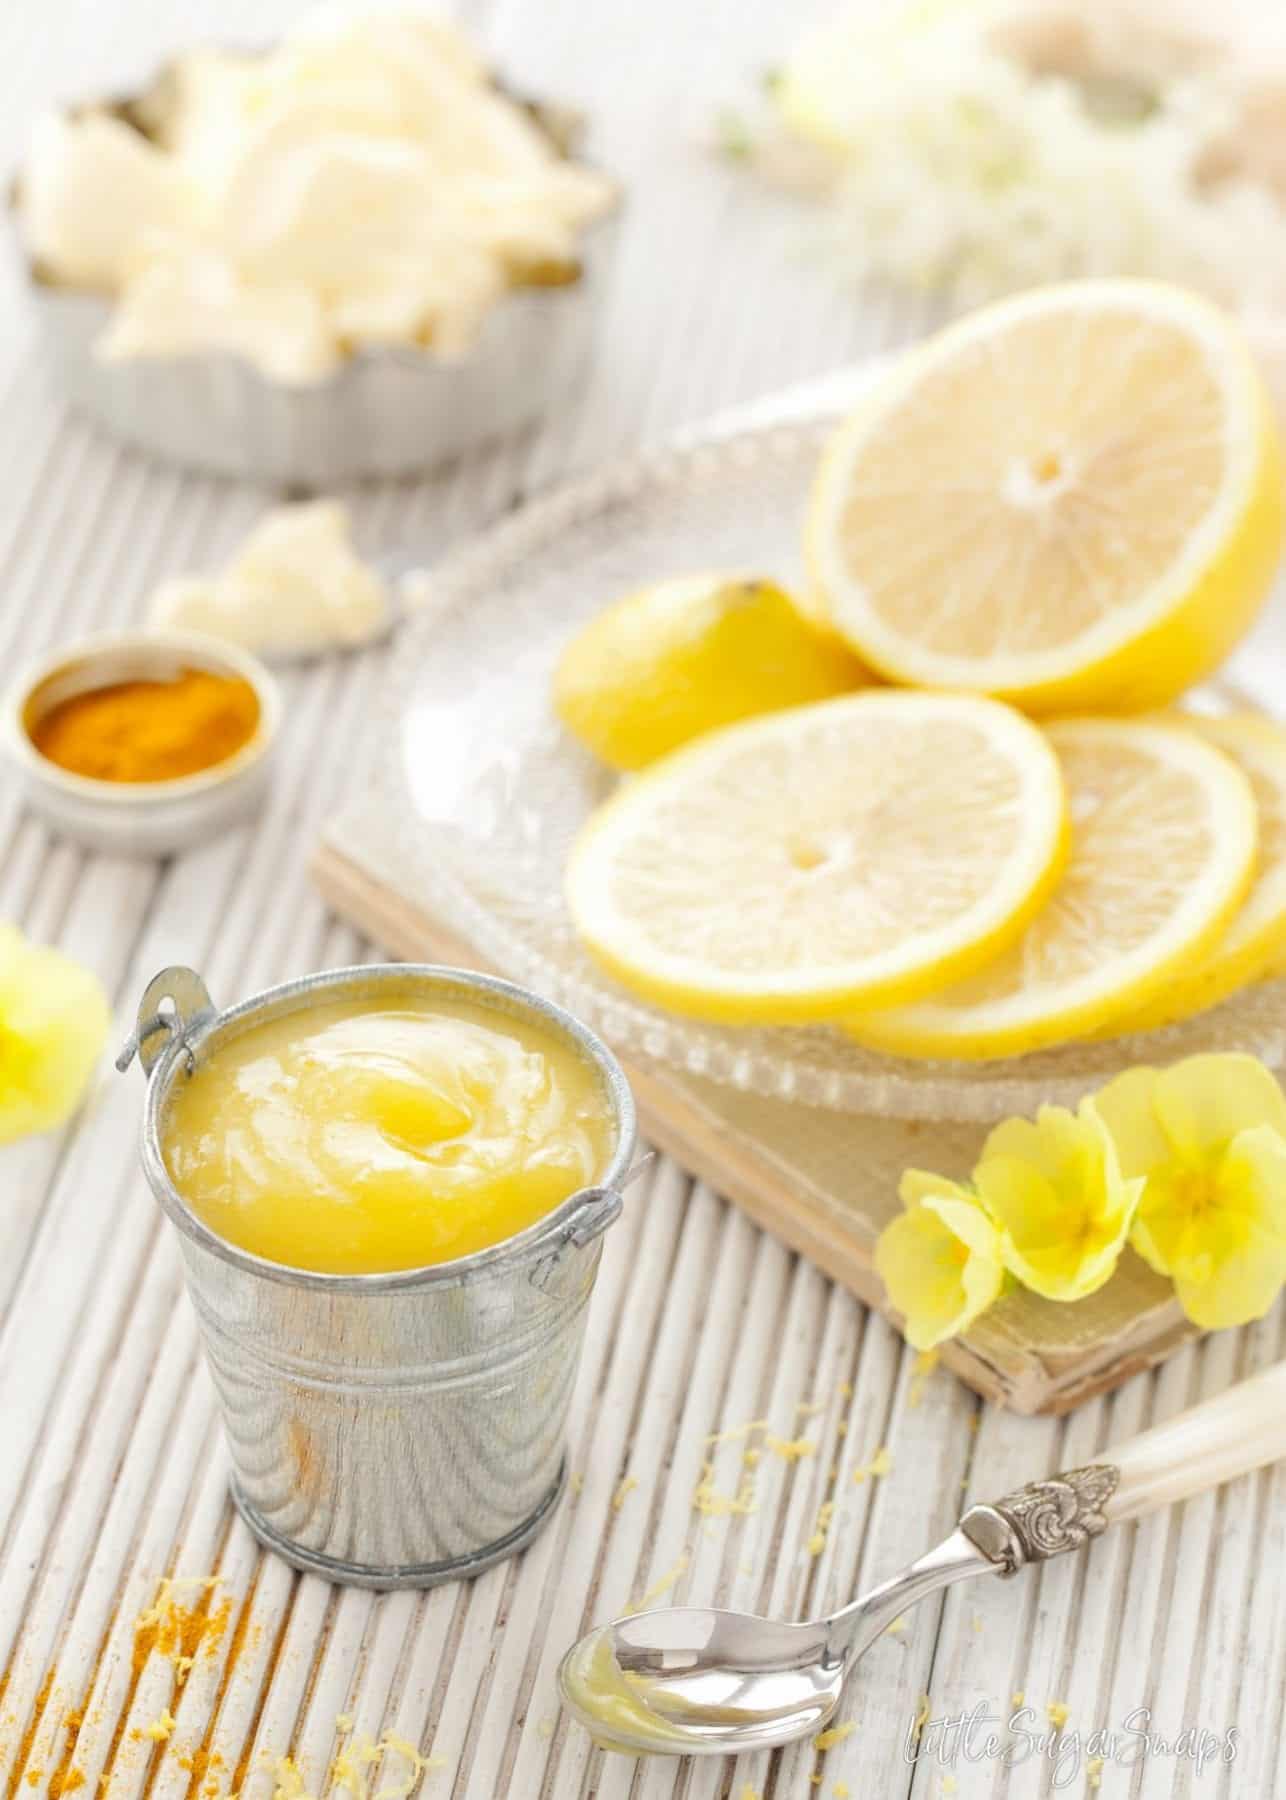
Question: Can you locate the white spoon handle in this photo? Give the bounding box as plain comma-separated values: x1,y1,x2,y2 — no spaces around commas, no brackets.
1103,1359,1286,1524
961,1360,1286,1573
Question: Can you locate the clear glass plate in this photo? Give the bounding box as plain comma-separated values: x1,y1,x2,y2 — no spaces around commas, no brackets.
375,412,1286,1122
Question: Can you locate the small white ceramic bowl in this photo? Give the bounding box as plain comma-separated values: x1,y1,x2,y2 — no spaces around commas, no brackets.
4,629,280,856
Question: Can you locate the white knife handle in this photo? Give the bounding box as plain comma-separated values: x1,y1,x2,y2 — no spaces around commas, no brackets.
1103,1359,1286,1524
961,1361,1286,1572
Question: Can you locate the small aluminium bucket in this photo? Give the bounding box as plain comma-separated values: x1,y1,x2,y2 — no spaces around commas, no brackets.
119,962,637,1589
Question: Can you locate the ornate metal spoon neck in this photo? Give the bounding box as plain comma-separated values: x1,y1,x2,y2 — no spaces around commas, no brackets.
960,1463,1121,1576
822,1461,1122,1662
823,1527,999,1662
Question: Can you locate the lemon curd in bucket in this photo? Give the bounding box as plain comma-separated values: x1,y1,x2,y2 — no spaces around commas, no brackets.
161,994,613,1274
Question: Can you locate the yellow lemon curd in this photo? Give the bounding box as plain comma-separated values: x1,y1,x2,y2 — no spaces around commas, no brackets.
161,996,612,1274
560,1631,708,1754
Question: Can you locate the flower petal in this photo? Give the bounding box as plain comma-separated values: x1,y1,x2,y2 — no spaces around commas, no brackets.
922,1191,1003,1260
1152,1055,1286,1163
1172,1228,1286,1329
1128,1178,1184,1279
0,930,111,1143
899,1167,974,1211
1219,1125,1286,1241
875,1200,1003,1352
980,1106,1082,1188
1093,1065,1168,1180
975,1101,1138,1301
975,1153,1064,1248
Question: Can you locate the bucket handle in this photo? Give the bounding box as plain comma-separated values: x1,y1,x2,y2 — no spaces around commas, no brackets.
116,965,216,1079
533,1151,656,1284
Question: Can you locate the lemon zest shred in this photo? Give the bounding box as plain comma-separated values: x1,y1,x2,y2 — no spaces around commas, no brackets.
763,1434,817,1462
705,1419,769,1446
373,1735,430,1800
271,1755,318,1800
635,1553,690,1608
852,1446,893,1484
693,1460,757,1517
807,1500,835,1556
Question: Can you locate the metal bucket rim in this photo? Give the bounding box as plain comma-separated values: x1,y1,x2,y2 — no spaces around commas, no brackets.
137,960,637,1293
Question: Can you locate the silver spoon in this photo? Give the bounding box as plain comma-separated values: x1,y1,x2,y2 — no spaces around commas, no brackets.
560,1359,1286,1757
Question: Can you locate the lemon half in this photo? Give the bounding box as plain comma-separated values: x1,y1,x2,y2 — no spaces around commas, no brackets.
807,281,1284,714
566,689,1066,1024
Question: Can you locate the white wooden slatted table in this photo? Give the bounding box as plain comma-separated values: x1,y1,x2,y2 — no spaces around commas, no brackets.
2,3,1285,1797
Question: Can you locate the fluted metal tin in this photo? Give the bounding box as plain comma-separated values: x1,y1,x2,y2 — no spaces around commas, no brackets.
120,962,636,1588
12,59,614,484
25,266,605,484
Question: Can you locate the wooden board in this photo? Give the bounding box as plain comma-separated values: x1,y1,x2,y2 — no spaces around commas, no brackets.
312,836,1198,1416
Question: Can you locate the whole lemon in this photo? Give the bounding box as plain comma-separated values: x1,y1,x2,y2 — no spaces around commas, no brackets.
553,573,868,770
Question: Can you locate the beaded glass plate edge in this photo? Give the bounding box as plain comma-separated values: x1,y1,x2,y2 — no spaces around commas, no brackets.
353,411,1286,1123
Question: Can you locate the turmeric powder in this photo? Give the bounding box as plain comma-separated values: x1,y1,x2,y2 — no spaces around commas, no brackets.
30,669,259,783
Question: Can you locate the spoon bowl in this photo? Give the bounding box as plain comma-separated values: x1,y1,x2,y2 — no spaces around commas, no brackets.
560,1609,841,1756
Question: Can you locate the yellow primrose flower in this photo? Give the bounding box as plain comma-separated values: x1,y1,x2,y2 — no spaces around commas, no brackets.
0,924,111,1144
1095,1054,1286,1330
972,1101,1142,1302
875,1170,1005,1350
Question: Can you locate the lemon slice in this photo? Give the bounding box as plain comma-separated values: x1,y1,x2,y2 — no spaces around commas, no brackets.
806,281,1284,713
1106,713,1286,1033
566,691,1066,1024
849,717,1258,1059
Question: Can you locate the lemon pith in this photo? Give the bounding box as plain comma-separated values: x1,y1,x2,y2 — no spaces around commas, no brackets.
565,689,1067,1024
847,717,1259,1059
806,280,1285,714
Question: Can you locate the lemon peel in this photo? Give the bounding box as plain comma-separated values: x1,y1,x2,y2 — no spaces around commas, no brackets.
554,572,865,771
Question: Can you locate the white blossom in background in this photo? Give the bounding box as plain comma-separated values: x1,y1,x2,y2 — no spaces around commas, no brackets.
735,0,1286,404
